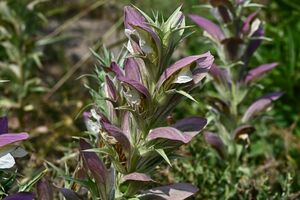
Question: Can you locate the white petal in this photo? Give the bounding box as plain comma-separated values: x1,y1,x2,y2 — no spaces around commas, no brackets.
238,133,249,141
125,29,140,44
86,119,101,134
249,19,261,37
125,40,134,54
0,153,15,169
173,68,193,84
124,29,136,37
91,109,101,121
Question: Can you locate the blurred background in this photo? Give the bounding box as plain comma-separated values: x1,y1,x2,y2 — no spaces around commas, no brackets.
0,0,299,198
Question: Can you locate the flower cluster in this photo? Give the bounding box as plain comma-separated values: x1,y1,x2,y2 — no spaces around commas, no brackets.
60,6,214,200
189,0,282,158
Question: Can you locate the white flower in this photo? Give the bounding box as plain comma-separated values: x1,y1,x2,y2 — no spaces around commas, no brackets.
173,68,193,84
86,118,101,134
249,19,261,37
91,109,101,121
0,153,15,169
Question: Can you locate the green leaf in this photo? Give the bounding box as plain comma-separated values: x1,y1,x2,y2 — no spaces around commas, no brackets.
244,3,265,8
31,52,42,69
19,169,47,192
192,5,212,9
37,34,73,46
62,176,91,189
0,80,9,83
155,149,172,167
131,5,154,24
45,160,64,175
83,147,114,156
166,89,199,104
164,5,182,29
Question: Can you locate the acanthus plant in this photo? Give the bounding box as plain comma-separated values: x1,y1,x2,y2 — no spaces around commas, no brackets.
60,5,214,200
189,1,282,162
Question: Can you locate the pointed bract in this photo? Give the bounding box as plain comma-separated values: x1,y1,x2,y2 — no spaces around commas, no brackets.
123,172,154,183
105,75,118,101
189,14,225,41
124,6,146,30
234,125,255,141
124,57,141,82
148,127,193,144
140,183,198,200
0,133,29,147
204,132,225,158
111,62,124,78
207,96,230,114
118,75,150,98
157,52,213,89
79,139,107,185
132,25,162,56
192,52,214,84
171,117,207,136
101,122,131,151
242,12,258,35
244,26,264,63
121,111,131,140
244,63,278,84
124,6,161,56
242,92,283,122
209,64,230,85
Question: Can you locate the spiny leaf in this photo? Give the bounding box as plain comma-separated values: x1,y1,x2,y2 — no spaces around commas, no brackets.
166,89,198,104
19,169,47,192
155,149,172,167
